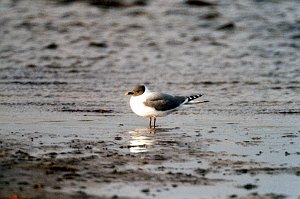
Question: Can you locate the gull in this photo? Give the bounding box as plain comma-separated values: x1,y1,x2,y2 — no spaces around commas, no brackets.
125,85,203,128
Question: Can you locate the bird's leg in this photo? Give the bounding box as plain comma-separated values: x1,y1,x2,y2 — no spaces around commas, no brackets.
149,117,152,128
153,117,156,128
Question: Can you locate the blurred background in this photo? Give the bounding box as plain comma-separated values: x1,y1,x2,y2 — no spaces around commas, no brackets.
0,0,300,115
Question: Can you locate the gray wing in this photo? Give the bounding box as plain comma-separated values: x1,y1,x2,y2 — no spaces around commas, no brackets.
144,93,187,111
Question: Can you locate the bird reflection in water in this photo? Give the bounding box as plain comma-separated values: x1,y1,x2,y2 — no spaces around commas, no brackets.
128,127,179,153
128,129,155,153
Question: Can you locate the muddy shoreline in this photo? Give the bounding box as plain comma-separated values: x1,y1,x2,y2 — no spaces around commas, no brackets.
1,109,300,199
1,0,300,198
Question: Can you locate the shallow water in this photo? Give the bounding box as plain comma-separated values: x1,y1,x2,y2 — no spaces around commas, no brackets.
1,0,300,198
1,108,300,198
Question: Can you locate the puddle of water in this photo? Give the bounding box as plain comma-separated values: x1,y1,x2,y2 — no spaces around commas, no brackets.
1,107,300,198
128,131,155,153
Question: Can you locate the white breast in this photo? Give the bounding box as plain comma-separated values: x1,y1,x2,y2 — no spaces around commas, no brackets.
129,94,155,117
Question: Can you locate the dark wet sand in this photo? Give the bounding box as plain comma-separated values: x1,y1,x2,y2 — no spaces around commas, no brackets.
1,0,300,198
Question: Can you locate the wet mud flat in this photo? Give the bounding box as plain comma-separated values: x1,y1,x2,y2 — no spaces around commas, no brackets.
1,109,300,199
1,0,300,198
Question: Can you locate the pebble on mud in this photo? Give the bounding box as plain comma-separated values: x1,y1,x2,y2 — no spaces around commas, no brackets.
153,154,167,160
33,183,44,189
141,188,150,193
185,0,216,6
217,22,235,30
88,0,148,8
26,64,37,68
114,136,122,140
53,185,62,190
194,168,209,176
89,41,108,48
45,43,58,49
240,183,258,190
201,12,220,20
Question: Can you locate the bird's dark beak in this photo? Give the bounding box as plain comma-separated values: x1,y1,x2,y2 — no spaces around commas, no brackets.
125,91,134,96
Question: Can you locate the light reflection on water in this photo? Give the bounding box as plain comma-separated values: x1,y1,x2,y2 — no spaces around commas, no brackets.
128,130,155,153
127,127,179,153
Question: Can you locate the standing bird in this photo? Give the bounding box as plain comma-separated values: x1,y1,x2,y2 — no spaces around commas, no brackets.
125,85,203,128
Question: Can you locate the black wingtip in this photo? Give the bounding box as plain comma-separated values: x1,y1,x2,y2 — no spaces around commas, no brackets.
187,94,203,102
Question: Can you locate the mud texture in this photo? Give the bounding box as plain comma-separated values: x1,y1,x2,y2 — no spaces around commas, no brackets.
1,0,300,198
